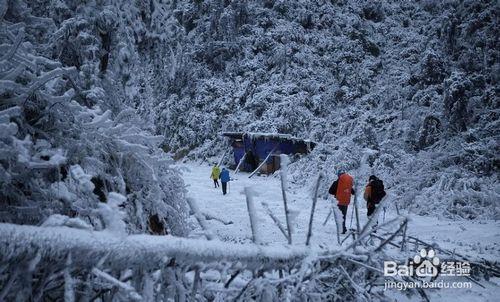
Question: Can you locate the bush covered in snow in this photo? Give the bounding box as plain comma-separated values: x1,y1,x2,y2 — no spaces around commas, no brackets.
0,0,188,235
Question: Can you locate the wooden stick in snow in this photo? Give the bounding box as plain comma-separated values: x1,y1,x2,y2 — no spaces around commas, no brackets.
400,222,408,251
248,147,277,178
306,173,323,246
331,203,341,245
244,187,262,244
322,207,332,226
191,267,201,299
280,154,292,244
353,188,361,235
234,152,247,174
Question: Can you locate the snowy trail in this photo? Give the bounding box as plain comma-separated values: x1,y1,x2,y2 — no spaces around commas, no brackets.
179,163,338,246
181,163,500,260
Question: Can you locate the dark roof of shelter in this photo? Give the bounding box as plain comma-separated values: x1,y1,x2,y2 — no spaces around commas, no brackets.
222,132,316,147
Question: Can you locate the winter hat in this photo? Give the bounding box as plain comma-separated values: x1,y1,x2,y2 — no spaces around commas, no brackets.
369,175,377,181
337,171,345,177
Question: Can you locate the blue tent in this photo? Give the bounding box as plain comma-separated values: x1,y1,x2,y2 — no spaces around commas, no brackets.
223,132,316,174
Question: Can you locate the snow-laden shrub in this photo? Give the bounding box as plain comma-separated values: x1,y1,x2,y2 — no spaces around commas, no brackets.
443,72,470,132
0,1,188,235
412,172,499,220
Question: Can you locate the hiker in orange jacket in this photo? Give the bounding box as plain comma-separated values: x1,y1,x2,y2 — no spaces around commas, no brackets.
328,171,355,234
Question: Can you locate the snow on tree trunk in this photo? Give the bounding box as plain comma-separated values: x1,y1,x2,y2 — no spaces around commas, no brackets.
244,187,262,244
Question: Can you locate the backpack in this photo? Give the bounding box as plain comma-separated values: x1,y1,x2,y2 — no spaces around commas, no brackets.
371,179,386,203
328,180,338,196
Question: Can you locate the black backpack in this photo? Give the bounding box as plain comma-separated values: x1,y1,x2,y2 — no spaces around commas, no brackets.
328,180,338,196
371,179,386,203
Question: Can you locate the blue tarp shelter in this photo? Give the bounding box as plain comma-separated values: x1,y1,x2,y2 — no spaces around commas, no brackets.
222,132,316,174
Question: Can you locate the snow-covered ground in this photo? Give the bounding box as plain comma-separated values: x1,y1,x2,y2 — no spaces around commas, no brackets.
181,163,499,255
180,162,500,300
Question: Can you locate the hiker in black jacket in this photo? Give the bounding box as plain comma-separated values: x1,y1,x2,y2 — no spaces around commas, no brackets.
363,175,386,217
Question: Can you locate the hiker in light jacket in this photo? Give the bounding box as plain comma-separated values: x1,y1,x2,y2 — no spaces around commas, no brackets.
210,165,221,188
220,167,230,195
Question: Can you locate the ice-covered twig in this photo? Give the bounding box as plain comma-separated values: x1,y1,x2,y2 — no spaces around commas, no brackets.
0,29,23,63
339,264,368,301
24,68,77,102
375,219,408,252
345,216,405,250
0,267,18,300
358,194,393,239
186,198,215,240
92,268,142,301
261,202,289,241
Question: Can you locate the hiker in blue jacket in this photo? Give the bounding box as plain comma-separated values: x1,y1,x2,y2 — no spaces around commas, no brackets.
220,167,230,195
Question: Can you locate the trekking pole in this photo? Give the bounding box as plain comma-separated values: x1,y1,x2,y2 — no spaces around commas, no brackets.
383,206,386,223
349,204,354,228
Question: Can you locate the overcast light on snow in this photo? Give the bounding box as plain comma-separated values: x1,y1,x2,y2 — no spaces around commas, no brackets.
0,0,498,301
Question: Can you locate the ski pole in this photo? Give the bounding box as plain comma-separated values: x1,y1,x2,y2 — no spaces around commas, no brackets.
349,203,354,228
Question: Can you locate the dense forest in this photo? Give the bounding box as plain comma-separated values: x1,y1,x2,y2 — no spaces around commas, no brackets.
9,0,496,222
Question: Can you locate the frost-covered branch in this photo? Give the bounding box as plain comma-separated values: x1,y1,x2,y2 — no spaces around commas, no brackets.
306,172,323,246
261,202,289,242
186,198,215,240
92,268,142,301
0,223,307,268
